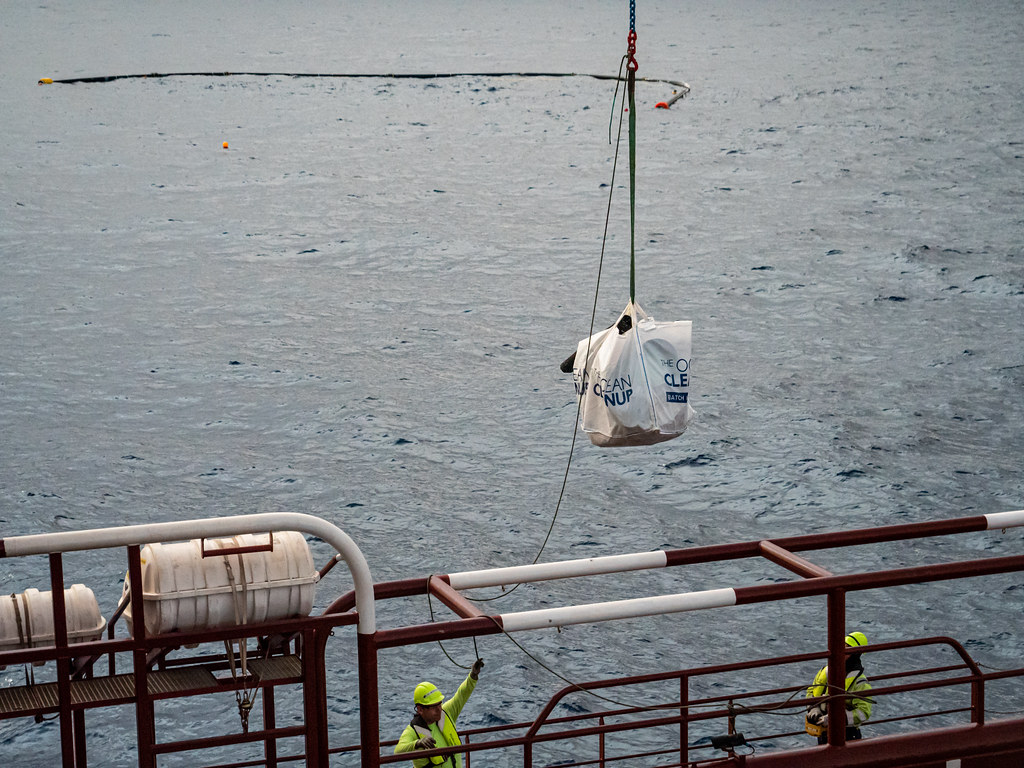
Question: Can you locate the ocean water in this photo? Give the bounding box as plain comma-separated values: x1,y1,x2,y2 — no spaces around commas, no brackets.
1,1,1022,765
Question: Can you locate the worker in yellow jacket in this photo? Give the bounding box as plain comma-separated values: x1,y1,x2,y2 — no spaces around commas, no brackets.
395,659,484,768
805,631,873,744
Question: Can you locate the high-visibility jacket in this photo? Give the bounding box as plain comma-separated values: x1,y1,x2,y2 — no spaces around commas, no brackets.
395,674,478,768
806,665,872,727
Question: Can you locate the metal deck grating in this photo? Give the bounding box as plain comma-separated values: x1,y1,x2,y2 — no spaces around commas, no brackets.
71,674,136,705
250,654,302,681
0,683,55,715
147,666,218,696
0,656,301,717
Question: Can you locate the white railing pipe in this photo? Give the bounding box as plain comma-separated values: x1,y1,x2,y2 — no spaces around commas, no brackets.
986,510,1024,530
498,587,737,632
448,551,669,590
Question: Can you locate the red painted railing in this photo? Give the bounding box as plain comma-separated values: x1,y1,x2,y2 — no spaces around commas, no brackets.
1,510,1023,767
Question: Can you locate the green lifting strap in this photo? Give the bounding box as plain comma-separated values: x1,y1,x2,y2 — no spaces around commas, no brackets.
626,19,638,303
628,66,637,303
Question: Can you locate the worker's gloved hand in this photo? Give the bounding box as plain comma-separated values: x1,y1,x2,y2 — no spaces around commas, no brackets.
415,735,435,750
471,658,484,679
806,704,827,725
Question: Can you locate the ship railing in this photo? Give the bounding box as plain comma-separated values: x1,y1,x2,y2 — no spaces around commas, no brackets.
360,510,1024,767
373,635,1024,768
3,510,1024,767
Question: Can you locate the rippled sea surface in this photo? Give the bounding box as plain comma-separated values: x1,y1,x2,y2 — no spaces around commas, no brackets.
2,1,1022,765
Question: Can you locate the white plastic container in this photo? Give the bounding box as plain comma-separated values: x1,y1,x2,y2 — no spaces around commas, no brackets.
0,584,107,652
123,531,318,636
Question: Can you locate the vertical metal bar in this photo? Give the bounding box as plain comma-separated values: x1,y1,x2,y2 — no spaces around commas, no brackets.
128,545,157,768
679,675,688,767
315,629,331,764
826,589,846,747
264,685,278,768
358,631,381,768
972,663,985,725
598,715,606,768
50,553,76,768
465,733,471,768
73,709,88,767
302,628,321,768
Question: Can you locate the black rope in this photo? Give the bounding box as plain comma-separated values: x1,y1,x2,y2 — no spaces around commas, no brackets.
429,585,756,720
731,685,817,717
465,57,632,604
427,579,480,670
531,55,632,563
478,615,745,717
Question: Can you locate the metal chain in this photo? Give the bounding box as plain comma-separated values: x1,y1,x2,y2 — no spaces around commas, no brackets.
628,0,638,71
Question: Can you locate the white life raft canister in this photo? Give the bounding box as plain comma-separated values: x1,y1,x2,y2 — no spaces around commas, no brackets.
0,584,107,654
123,531,318,636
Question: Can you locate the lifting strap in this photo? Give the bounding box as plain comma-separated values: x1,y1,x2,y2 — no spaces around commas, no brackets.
627,0,638,302
222,540,260,732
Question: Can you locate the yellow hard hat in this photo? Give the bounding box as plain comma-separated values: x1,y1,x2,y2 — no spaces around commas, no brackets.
414,681,444,706
845,631,868,649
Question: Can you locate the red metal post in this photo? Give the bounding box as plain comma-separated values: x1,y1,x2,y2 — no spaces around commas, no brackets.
315,627,332,763
679,675,689,767
972,666,985,726
598,715,606,768
50,553,75,767
826,588,847,747
127,545,157,768
264,685,278,767
358,631,381,768
74,709,88,767
302,627,322,768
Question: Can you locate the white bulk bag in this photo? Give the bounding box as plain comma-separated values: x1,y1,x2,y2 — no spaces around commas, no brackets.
571,302,695,447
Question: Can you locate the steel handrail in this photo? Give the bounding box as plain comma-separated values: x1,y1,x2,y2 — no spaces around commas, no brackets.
4,510,1023,768
325,511,1024,617
380,635,1023,767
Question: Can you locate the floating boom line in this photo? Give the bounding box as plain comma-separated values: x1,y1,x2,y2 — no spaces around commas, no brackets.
39,70,689,100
